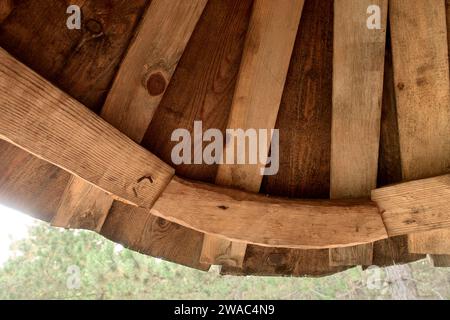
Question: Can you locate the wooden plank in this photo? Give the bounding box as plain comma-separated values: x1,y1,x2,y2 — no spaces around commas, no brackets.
371,236,425,267
52,178,113,232
221,247,350,277
372,31,425,266
103,0,254,270
329,0,388,266
389,0,450,258
150,177,388,249
0,0,12,23
0,141,71,223
431,0,450,267
0,47,174,208
101,0,208,143
52,0,207,231
201,0,305,267
0,0,149,222
372,174,450,236
430,254,450,267
233,0,342,276
101,202,210,271
143,0,253,182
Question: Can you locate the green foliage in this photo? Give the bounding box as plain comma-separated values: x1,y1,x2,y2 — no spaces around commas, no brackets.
0,222,449,300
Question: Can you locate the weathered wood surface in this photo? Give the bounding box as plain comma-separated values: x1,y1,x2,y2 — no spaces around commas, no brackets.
143,0,253,182
330,0,388,266
225,0,345,276
0,48,174,208
52,178,113,232
151,177,388,249
221,247,347,277
104,0,254,270
390,0,450,260
0,0,148,221
101,202,210,271
53,0,206,231
101,0,207,143
373,175,450,237
371,33,425,266
203,0,305,267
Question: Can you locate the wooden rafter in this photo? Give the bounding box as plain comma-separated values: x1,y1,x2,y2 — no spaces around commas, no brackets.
390,0,450,263
200,0,305,268
52,0,207,231
2,46,450,250
329,0,388,266
0,47,174,208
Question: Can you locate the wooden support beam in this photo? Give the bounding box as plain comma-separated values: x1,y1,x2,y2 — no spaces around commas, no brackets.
232,0,345,277
103,0,253,271
3,44,450,250
373,174,450,237
329,0,388,266
389,0,450,262
371,31,425,266
52,0,207,231
151,177,388,249
0,47,174,208
0,0,149,224
200,0,305,267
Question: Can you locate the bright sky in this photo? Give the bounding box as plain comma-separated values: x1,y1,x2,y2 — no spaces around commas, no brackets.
0,204,35,266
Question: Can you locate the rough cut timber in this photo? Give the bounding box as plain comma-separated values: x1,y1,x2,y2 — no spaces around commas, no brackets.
103,0,254,271
225,0,346,277
0,0,149,222
373,175,450,238
202,0,305,267
101,0,208,144
0,47,174,208
389,0,450,262
371,32,425,266
151,177,388,249
329,0,388,266
52,0,207,232
1,0,449,277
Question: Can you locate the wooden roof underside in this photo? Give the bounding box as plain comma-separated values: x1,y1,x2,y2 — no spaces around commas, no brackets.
0,0,449,276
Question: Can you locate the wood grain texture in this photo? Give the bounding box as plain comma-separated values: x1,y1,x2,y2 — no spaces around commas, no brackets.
151,177,388,249
432,0,450,266
330,0,388,266
143,0,253,182
233,0,344,276
103,0,254,270
0,0,149,222
390,0,450,258
53,0,206,232
372,32,425,266
204,0,305,267
221,247,348,277
101,0,207,143
101,201,210,271
0,48,174,208
0,141,70,223
52,178,113,232
372,174,450,236
215,0,304,191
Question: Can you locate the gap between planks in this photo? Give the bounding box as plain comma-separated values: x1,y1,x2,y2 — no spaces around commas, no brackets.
200,0,305,268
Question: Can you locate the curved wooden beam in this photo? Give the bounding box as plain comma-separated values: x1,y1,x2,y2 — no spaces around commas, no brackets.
151,177,388,249
2,45,450,251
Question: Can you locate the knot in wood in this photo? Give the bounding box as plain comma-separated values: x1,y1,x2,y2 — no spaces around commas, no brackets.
86,19,103,36
146,72,167,96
